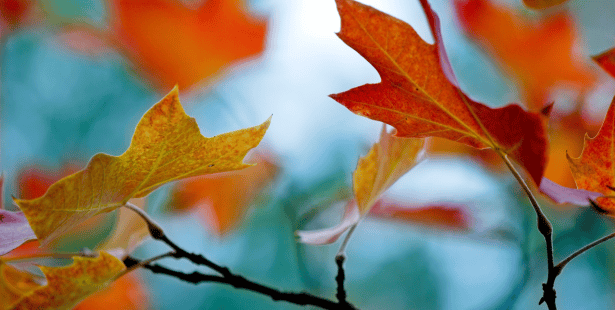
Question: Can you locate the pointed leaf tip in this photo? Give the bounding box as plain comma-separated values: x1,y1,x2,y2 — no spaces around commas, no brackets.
331,0,549,186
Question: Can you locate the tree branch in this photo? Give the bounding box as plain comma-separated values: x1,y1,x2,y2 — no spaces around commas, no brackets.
137,260,357,310
497,152,556,309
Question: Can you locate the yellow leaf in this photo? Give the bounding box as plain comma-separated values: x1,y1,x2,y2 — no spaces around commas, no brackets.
354,125,425,214
15,86,271,244
8,251,125,310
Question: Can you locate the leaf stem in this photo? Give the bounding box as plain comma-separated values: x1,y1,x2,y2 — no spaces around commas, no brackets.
497,151,556,309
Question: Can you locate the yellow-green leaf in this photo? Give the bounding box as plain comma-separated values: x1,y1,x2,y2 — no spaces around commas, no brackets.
354,125,425,214
8,251,125,310
15,87,271,244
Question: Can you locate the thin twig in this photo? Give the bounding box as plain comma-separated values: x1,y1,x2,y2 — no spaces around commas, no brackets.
555,231,615,272
141,261,358,310
337,224,357,257
497,151,556,309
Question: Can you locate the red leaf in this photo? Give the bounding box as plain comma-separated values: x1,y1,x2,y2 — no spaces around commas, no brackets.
594,47,615,79
330,0,549,186
368,198,469,230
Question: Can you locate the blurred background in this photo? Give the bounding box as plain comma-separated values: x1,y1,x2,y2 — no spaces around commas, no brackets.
2,0,615,309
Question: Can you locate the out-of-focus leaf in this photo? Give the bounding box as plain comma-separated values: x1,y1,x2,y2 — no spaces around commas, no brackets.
594,47,615,79
73,272,148,310
109,0,267,90
567,97,615,213
169,151,278,235
455,0,594,109
8,251,125,310
14,87,271,244
522,0,569,10
0,211,36,256
0,0,33,29
330,0,550,187
17,164,81,200
297,126,425,244
95,198,149,259
539,177,600,206
368,198,470,230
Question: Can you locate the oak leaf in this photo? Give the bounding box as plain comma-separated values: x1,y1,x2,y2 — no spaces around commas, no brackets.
567,97,615,213
169,151,278,235
8,251,125,310
454,0,594,109
331,0,549,187
14,87,271,244
109,0,267,90
522,0,569,9
297,126,425,244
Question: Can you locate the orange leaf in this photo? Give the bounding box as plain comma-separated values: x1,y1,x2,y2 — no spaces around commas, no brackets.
331,0,549,186
522,0,569,9
455,0,594,109
594,47,615,79
170,151,278,235
368,198,469,231
73,272,148,310
8,251,125,310
14,87,271,244
567,96,615,213
109,0,267,91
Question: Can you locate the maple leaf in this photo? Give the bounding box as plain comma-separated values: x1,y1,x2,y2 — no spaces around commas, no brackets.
297,126,425,244
14,87,271,245
566,97,615,213
169,151,278,235
454,0,595,110
593,47,615,79
108,0,267,90
331,0,550,187
522,0,569,9
8,251,125,310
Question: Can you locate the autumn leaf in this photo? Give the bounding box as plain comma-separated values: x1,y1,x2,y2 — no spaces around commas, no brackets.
73,272,148,310
454,0,594,109
14,87,271,245
594,47,615,79
368,198,469,231
108,0,267,90
169,151,278,235
297,126,425,244
0,259,43,308
96,198,149,258
8,251,125,310
331,0,550,187
522,0,569,10
0,211,36,256
565,97,615,213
